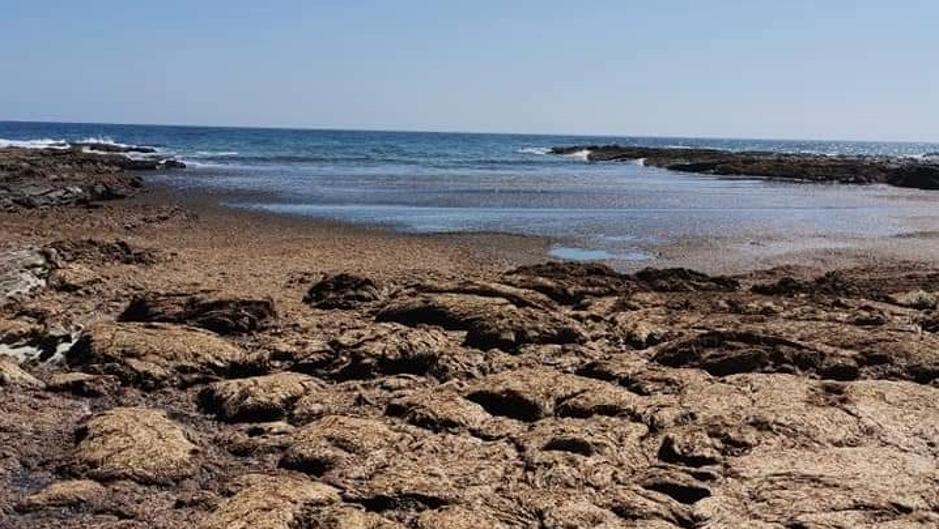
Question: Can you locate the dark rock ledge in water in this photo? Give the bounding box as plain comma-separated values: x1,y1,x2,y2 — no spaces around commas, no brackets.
550,145,939,190
0,144,185,211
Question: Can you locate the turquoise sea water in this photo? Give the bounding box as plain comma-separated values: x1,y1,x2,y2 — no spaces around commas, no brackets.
3,121,937,262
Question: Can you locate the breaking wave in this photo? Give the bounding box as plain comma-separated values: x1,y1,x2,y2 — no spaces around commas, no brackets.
0,138,70,149
561,149,592,162
517,147,551,156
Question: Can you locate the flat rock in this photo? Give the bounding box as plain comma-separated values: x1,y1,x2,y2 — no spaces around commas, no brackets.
281,415,402,476
464,367,642,422
515,417,649,491
320,324,459,380
200,473,340,529
201,372,322,422
120,292,276,334
0,248,50,303
73,407,199,484
67,322,247,388
700,447,939,527
302,505,406,529
15,479,107,512
0,356,44,388
385,389,510,438
416,506,510,529
633,267,739,292
43,238,157,266
377,292,585,351
502,261,639,304
47,371,120,397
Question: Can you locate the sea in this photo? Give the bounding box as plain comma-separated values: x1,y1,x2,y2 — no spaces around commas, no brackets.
3,121,938,263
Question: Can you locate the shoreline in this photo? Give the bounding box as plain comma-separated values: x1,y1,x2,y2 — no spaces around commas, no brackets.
143,175,939,276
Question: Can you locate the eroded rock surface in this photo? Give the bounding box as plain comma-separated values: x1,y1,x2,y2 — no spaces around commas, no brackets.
200,473,340,529
67,322,248,388
4,261,939,528
120,292,277,335
73,407,199,484
201,372,321,422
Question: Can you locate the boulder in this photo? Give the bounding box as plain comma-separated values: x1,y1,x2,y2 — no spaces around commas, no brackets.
464,367,640,422
120,292,276,334
67,322,247,388
502,261,639,304
0,356,44,388
377,293,585,351
15,480,107,512
73,407,199,484
201,372,322,422
304,273,383,309
200,474,340,529
320,324,457,380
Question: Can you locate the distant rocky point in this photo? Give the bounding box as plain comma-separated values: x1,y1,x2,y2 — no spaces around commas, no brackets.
0,142,185,211
550,145,939,190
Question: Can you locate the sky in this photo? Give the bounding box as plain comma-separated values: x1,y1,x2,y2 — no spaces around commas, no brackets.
1,1,937,141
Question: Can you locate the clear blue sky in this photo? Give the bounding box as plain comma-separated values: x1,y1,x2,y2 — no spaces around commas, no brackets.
2,1,936,141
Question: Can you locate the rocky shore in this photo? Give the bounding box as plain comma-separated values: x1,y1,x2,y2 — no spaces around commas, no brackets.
2,147,939,528
0,142,184,211
551,145,939,189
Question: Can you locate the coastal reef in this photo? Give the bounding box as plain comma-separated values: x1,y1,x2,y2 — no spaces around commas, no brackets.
0,142,183,211
551,145,939,189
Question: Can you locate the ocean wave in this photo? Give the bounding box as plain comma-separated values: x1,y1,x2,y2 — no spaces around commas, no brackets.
1,136,161,153
189,151,240,158
0,138,71,149
561,149,592,162
517,147,551,156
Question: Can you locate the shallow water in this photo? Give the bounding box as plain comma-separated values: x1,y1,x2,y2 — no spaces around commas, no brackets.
3,121,938,262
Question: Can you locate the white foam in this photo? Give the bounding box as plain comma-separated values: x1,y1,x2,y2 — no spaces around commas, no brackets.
518,147,551,156
562,149,592,162
192,151,239,157
0,138,70,150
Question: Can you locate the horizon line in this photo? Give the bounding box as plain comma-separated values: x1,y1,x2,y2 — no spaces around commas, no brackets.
1,118,937,146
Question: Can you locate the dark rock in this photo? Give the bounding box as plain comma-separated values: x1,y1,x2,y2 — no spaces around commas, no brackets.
502,261,639,304
550,144,939,190
377,292,586,351
303,273,382,309
44,238,157,266
119,292,276,335
634,267,739,292
0,145,184,211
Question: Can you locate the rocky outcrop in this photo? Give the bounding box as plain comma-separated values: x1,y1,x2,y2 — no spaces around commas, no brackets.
0,356,44,388
550,144,939,190
67,322,248,388
200,474,340,529
0,248,50,304
72,407,199,484
0,144,183,211
5,258,939,528
377,291,586,351
200,372,321,422
304,273,384,309
119,292,277,335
